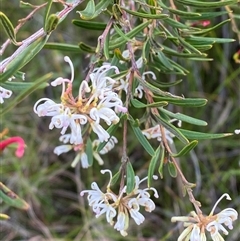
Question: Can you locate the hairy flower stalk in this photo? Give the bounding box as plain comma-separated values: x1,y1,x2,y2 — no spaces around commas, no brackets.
80,169,159,236
34,56,127,150
171,193,238,241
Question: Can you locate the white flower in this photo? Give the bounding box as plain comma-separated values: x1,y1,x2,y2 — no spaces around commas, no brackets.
71,151,89,168
142,119,181,144
128,198,145,225
114,211,129,236
54,144,72,155
90,64,118,93
0,86,12,104
90,121,110,142
90,107,119,126
33,98,63,117
54,135,90,168
80,182,105,207
134,84,144,99
92,136,118,165
190,224,201,241
81,169,158,236
234,129,240,134
34,56,127,159
171,193,238,241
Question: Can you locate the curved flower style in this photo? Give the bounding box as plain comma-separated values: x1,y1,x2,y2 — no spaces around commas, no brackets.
34,56,127,148
171,193,238,241
80,169,158,236
0,136,25,158
0,86,12,104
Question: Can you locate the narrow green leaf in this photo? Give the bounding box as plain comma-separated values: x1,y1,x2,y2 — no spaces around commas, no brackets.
155,50,174,70
189,57,213,61
158,145,165,179
0,11,19,45
163,18,189,29
152,56,189,75
77,0,95,20
72,19,107,30
1,35,49,83
121,7,169,19
168,161,177,178
172,140,198,157
44,0,53,32
181,11,229,20
159,108,207,126
147,0,157,14
179,129,233,140
148,146,161,187
174,0,238,8
0,182,29,210
182,19,231,35
148,78,183,88
78,42,95,53
162,45,204,58
131,98,168,108
192,44,213,52
104,30,110,60
153,96,207,107
109,21,150,49
110,70,129,81
154,115,189,144
45,14,59,34
1,73,52,115
178,37,203,55
1,81,48,91
158,2,201,17
111,171,121,186
86,138,93,166
126,162,135,194
113,24,133,43
129,116,155,156
44,43,81,52
185,36,235,44
142,38,150,64
92,0,112,19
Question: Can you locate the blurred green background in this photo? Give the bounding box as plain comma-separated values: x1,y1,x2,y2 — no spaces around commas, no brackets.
1,1,239,240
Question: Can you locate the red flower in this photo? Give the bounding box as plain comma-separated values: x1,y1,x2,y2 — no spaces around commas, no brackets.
0,136,25,158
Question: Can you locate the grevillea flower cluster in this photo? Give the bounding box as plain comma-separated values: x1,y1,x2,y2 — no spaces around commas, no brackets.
33,56,127,166
80,169,159,236
171,193,238,241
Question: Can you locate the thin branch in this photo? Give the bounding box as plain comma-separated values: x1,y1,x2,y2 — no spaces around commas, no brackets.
0,3,48,55
0,0,86,72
